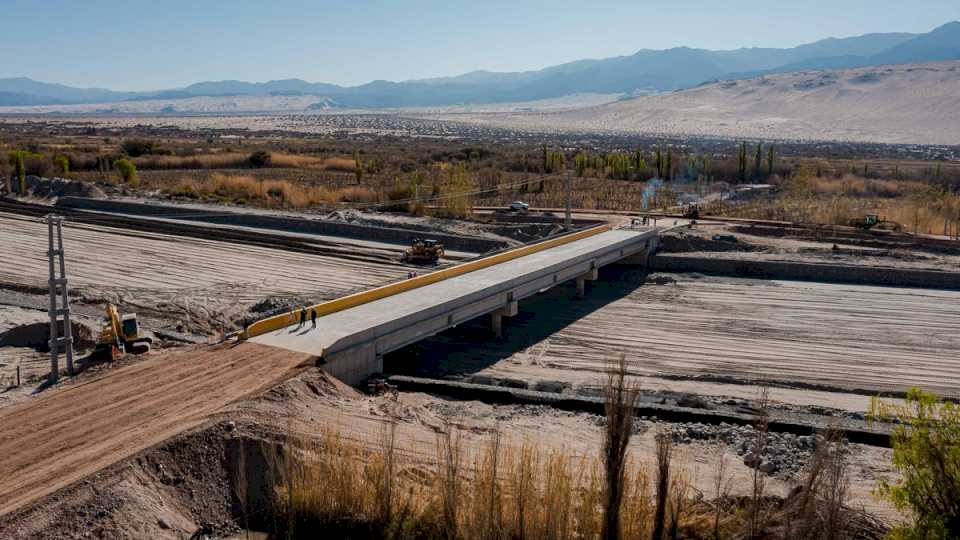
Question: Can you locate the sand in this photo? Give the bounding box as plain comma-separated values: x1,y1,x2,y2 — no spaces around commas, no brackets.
420,61,960,145
0,211,409,332
400,270,960,403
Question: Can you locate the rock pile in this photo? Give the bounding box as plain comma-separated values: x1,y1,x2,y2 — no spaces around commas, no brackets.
13,176,106,199
668,421,818,478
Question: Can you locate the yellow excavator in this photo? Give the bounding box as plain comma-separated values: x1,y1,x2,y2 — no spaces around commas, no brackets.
94,304,153,360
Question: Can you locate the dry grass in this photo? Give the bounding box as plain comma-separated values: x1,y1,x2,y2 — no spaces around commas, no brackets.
602,354,640,539
163,173,378,209
255,421,887,540
133,151,348,171
717,172,960,237
133,152,250,170
260,422,698,540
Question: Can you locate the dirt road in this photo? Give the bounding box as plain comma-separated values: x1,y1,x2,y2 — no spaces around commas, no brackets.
0,342,311,518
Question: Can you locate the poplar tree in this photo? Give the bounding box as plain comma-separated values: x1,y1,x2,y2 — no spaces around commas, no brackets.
754,143,763,179
14,151,26,194
738,142,747,182
353,151,363,184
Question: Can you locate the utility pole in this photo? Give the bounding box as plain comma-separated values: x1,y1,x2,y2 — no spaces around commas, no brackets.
46,215,74,383
564,168,572,229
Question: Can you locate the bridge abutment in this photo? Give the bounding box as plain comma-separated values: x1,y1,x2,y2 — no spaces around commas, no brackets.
324,342,382,386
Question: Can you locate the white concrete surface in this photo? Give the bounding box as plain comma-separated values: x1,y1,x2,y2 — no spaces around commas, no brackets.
252,228,658,368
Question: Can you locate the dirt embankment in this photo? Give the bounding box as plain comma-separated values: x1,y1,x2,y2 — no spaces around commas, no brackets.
0,342,312,519
0,365,901,538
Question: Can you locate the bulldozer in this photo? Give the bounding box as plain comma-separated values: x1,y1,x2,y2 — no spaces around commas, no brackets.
93,304,153,360
401,238,444,265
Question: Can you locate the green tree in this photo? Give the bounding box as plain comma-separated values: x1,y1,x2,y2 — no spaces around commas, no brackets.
440,163,474,218
665,149,673,181
738,142,747,182
113,158,138,187
754,143,763,179
766,145,776,176
11,151,26,194
574,151,588,177
654,147,663,179
353,151,364,184
53,155,70,175
871,388,960,539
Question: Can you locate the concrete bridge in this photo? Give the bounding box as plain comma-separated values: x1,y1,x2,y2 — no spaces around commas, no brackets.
245,225,661,384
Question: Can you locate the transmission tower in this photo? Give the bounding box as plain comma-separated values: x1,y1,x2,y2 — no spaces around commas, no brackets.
46,215,74,383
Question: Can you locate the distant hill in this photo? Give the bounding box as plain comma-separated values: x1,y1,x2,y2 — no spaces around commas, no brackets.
870,21,960,64
0,21,957,109
437,61,960,145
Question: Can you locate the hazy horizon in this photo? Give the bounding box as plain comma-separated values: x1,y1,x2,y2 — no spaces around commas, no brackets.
2,0,959,91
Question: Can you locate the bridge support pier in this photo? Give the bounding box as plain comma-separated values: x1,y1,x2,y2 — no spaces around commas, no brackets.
576,268,599,298
491,300,518,338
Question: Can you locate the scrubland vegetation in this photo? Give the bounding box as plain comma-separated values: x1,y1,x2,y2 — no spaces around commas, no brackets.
2,127,958,234
239,366,957,539
715,171,960,238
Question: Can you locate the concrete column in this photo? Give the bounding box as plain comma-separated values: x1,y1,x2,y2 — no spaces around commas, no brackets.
491,312,503,338
576,268,599,298
491,300,518,338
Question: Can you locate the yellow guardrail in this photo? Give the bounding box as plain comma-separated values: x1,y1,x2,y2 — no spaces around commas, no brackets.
241,224,612,340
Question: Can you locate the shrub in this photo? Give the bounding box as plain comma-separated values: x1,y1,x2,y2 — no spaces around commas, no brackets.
9,151,28,194
121,139,155,157
871,388,960,539
22,153,50,177
53,155,70,174
248,150,272,168
113,158,138,186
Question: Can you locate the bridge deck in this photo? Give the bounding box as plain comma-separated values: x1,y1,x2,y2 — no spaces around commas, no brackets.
252,228,656,364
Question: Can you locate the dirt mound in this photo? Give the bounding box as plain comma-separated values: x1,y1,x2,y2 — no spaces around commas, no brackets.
661,232,762,253
17,176,106,200
0,320,97,351
262,368,361,403
0,422,242,539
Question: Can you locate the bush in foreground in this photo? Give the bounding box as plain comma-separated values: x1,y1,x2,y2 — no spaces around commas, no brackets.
871,388,960,539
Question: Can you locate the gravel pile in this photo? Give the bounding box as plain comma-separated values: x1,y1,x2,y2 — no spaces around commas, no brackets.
669,421,818,478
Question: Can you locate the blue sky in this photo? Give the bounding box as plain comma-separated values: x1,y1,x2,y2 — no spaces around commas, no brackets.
2,0,958,90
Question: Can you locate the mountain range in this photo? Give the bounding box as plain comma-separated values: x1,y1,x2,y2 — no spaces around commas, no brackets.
1,21,958,109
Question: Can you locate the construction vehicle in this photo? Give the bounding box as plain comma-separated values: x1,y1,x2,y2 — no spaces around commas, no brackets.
848,214,903,232
93,304,153,360
401,238,444,265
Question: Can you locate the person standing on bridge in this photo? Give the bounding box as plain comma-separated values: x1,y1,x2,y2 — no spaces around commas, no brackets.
298,306,307,329
310,309,317,328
